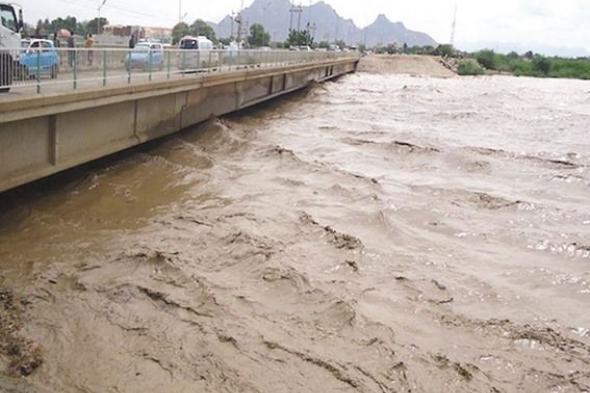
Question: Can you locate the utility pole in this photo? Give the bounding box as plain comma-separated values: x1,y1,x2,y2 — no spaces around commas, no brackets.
236,0,247,44
296,3,303,32
178,0,181,24
309,22,316,40
97,0,107,35
450,1,458,46
289,3,295,31
289,2,303,31
230,11,235,40
236,13,242,42
262,1,271,29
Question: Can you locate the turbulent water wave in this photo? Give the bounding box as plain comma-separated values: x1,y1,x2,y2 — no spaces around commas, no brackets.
1,65,590,392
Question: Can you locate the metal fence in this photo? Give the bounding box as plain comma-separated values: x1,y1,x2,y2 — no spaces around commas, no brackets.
0,48,359,95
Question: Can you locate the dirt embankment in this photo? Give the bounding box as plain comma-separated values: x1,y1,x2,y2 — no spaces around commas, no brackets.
358,54,456,78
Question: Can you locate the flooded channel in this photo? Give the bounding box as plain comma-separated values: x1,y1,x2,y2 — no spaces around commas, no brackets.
1,59,590,392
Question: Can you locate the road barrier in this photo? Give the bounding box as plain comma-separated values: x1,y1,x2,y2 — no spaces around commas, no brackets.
0,48,359,95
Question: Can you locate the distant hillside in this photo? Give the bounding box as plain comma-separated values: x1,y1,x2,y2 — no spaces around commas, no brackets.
209,0,437,47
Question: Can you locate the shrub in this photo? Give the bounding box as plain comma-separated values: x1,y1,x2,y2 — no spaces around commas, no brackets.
457,59,485,75
532,56,552,75
475,49,497,69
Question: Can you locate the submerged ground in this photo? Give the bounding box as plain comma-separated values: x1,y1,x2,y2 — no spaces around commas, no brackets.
1,56,589,392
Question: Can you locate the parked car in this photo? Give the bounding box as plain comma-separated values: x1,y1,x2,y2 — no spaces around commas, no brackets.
20,39,59,79
126,42,164,71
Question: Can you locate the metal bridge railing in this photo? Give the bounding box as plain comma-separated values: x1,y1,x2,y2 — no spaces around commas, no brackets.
0,48,359,96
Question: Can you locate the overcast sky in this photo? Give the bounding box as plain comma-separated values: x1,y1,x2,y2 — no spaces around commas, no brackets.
19,0,590,55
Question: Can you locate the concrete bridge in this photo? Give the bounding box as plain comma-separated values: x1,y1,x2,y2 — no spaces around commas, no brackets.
0,53,359,193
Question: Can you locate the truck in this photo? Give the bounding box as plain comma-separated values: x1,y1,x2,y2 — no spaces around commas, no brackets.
0,2,24,92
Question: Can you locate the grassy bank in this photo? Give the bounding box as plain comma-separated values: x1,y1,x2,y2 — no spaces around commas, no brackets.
472,50,590,79
374,44,590,80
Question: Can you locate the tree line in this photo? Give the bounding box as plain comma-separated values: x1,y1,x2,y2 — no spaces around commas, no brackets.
31,16,108,37
171,21,313,48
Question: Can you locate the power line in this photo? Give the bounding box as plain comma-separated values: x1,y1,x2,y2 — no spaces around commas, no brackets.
52,0,179,24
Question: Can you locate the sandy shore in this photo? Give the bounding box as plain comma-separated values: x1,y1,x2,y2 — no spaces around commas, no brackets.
358,54,456,78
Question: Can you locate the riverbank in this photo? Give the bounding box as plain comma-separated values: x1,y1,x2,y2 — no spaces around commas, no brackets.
457,50,590,79
358,54,456,77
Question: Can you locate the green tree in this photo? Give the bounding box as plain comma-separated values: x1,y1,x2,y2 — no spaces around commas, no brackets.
435,44,455,57
172,22,190,44
218,37,232,46
248,23,270,47
86,17,108,35
190,19,217,42
75,21,88,36
51,16,77,33
35,19,51,35
507,51,520,60
285,29,314,47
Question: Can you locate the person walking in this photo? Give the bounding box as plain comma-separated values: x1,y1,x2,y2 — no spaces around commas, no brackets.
85,34,95,66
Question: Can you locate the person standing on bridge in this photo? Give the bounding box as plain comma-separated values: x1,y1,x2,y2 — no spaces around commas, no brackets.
67,30,75,68
85,34,95,67
129,34,136,49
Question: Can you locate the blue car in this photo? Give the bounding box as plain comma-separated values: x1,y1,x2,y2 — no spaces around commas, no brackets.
126,42,164,71
20,39,60,79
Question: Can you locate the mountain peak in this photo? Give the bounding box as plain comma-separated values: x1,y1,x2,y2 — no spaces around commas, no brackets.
375,14,390,23
212,0,436,47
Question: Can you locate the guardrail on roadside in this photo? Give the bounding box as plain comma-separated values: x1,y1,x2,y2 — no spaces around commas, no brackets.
0,48,359,95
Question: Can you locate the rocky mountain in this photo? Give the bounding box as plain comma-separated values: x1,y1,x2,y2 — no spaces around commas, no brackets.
209,0,437,47
362,14,437,48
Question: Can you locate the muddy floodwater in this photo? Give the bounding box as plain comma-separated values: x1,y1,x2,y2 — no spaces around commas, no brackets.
1,61,590,392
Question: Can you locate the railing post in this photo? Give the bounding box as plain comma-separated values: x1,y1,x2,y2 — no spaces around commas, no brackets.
102,50,107,87
36,50,41,94
167,51,171,79
148,49,153,81
127,50,132,84
73,49,78,90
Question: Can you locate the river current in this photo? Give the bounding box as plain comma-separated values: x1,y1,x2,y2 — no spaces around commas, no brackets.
1,63,589,392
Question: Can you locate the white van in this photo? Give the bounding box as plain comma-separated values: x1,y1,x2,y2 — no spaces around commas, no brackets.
178,35,218,71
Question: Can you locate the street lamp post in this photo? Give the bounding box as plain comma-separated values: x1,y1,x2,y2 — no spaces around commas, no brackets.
97,0,107,35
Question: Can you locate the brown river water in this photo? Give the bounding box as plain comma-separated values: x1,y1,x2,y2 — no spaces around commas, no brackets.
1,59,590,392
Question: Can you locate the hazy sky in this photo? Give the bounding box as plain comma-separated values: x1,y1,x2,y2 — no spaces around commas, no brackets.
19,0,590,55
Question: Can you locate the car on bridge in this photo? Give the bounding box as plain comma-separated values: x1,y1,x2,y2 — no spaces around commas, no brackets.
126,42,164,71
20,39,59,79
178,36,218,71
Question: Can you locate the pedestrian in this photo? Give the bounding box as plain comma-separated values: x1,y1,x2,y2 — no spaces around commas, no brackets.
53,32,60,48
129,34,136,49
67,30,75,68
85,34,95,66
